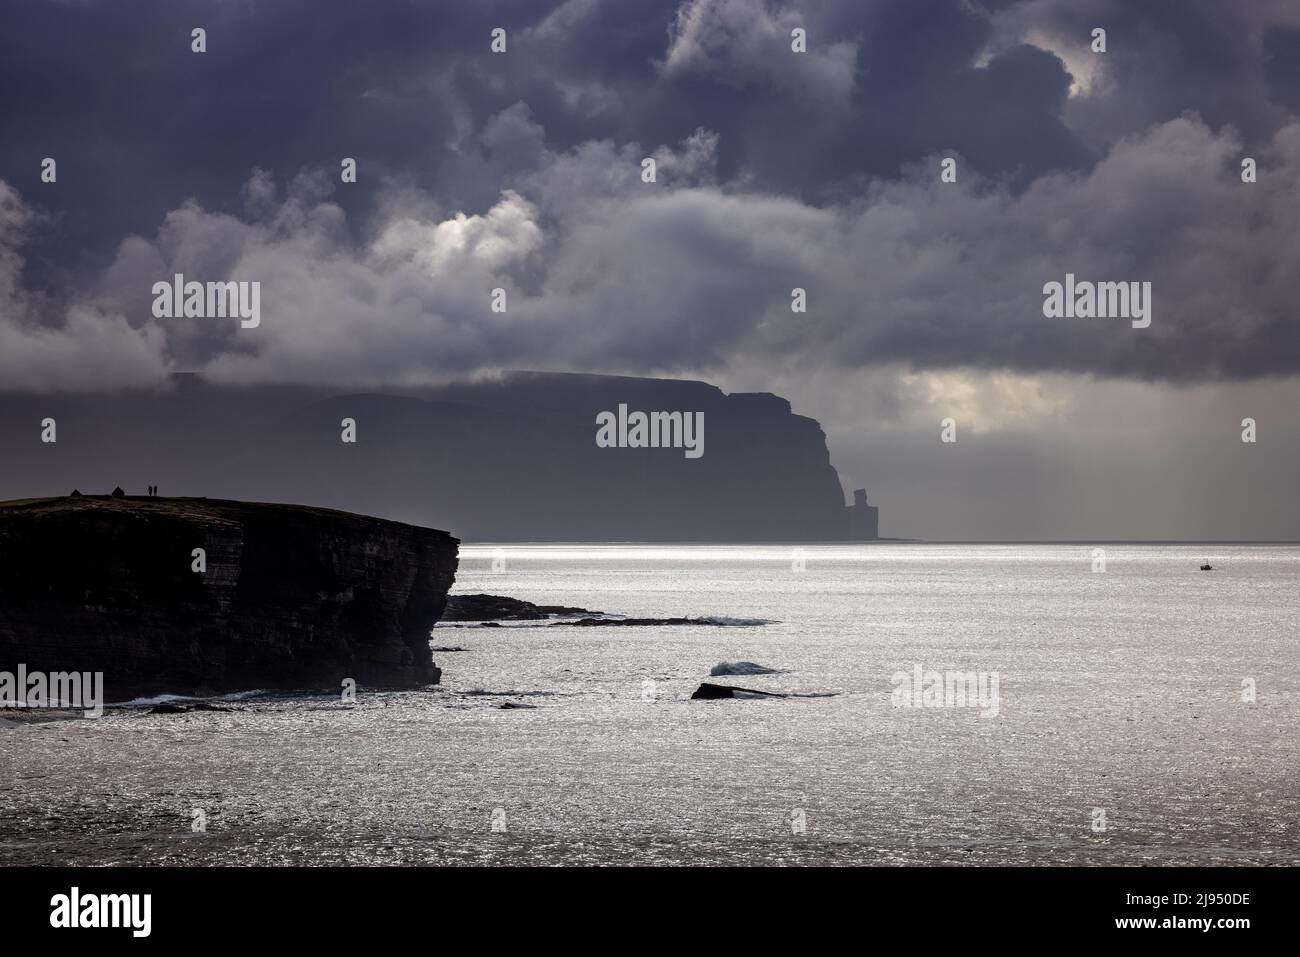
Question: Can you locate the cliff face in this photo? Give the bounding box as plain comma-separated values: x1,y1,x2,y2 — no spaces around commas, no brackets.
0,497,459,700
0,372,856,541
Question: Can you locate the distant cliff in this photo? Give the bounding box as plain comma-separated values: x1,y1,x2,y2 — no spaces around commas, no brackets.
0,497,459,700
0,372,859,541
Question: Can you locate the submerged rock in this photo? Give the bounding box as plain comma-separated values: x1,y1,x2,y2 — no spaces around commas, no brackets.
710,661,783,676
147,702,233,715
0,496,459,699
691,682,787,700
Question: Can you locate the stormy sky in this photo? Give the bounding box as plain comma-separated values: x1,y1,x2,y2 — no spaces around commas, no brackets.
2,0,1298,539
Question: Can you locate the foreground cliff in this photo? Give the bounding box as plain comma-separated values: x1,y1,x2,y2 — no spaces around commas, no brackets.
0,497,459,700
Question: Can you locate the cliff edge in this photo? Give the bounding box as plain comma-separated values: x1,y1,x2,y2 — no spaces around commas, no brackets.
0,372,862,541
0,496,459,700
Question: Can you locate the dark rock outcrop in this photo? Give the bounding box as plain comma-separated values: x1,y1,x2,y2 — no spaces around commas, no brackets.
710,661,783,676
438,597,768,629
691,682,787,699
570,616,741,627
0,496,459,700
442,593,600,621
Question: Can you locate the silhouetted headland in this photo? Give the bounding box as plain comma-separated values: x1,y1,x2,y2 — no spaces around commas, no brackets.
0,372,884,542
0,495,459,700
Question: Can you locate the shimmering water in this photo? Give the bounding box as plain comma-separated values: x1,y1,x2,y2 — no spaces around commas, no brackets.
2,544,1297,865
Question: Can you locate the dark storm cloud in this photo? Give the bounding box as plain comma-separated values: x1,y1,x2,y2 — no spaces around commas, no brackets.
0,0,516,257
0,0,1082,245
989,0,1300,151
1,0,1298,389
502,0,1093,195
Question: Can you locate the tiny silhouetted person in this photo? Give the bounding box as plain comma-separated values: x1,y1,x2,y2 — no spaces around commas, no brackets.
111,486,125,497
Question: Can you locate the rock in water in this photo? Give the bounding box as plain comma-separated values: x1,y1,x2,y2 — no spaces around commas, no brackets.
691,682,786,700
0,497,459,699
147,702,232,715
710,661,782,676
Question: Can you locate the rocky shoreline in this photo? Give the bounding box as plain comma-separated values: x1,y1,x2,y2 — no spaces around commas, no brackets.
440,594,771,629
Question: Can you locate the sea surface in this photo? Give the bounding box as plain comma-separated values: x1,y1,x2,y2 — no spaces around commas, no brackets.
2,544,1297,866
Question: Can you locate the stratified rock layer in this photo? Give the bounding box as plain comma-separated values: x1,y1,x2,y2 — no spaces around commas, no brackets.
0,497,459,700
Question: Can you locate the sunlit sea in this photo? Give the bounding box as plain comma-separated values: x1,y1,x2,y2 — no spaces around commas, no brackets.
2,544,1297,866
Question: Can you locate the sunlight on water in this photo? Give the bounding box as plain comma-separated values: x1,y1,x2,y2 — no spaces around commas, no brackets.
3,544,1297,865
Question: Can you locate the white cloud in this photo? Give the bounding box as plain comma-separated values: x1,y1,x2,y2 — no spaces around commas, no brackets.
0,183,167,392
371,189,543,274
3,113,1299,392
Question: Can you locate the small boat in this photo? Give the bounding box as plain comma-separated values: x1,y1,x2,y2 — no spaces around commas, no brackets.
1199,562,1213,571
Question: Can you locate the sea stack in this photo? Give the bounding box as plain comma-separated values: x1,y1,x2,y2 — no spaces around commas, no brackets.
0,497,459,700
